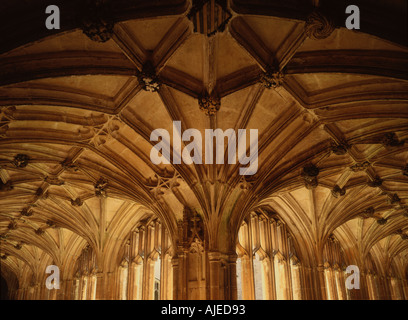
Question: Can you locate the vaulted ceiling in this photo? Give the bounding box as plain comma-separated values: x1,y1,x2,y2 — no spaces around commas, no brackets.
1,0,407,281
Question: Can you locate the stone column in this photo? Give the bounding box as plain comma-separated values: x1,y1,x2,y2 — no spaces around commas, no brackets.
274,253,290,300
316,265,327,300
162,254,173,300
397,278,405,300
323,265,337,300
373,275,380,300
358,271,366,299
261,257,273,300
290,262,302,300
240,255,254,299
144,258,156,300
16,288,23,300
334,268,346,300
208,251,221,300
172,251,189,300
56,279,66,300
390,277,403,300
48,289,58,300
225,253,238,300
402,278,408,300
128,261,141,300
379,276,390,300
171,256,180,300
302,267,314,299
385,276,393,300
94,272,105,300
64,279,73,300
32,283,40,300
377,276,386,300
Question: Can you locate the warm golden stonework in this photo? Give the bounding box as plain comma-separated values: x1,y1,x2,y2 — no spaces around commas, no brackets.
0,0,407,300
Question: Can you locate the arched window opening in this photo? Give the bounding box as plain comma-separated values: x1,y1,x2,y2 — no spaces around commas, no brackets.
323,263,335,300
81,276,88,300
236,209,302,300
323,236,347,300
390,263,403,300
90,273,97,300
73,276,80,300
119,260,129,300
154,256,161,300
274,250,288,300
236,257,243,300
290,255,302,300
120,217,173,300
253,252,264,300
162,253,173,300
365,254,379,300
73,245,97,300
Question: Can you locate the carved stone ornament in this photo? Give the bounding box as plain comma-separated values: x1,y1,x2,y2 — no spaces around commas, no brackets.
304,10,336,40
21,208,33,217
260,69,285,89
35,187,49,200
350,161,370,172
46,220,57,229
61,160,79,172
330,142,349,156
146,169,183,197
382,132,404,148
87,115,121,147
332,185,346,198
360,207,375,219
8,220,17,230
302,164,320,178
80,0,115,43
198,93,221,116
71,198,84,207
181,207,204,245
44,176,65,186
138,62,161,92
0,106,15,138
367,176,383,188
239,176,254,190
95,177,108,198
35,228,45,236
301,164,319,189
188,0,232,37
35,187,44,197
376,218,387,225
0,180,13,192
403,164,408,177
388,193,401,205
12,154,30,168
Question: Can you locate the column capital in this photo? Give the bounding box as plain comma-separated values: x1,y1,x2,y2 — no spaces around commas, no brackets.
171,256,179,267
207,251,221,262
316,265,325,272
226,252,238,263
